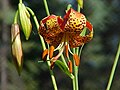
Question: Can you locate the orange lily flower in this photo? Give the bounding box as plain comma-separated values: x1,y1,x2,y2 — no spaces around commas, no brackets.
39,8,93,67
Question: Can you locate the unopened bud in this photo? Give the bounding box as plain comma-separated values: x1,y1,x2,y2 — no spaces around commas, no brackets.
11,24,23,75
77,0,83,8
73,54,80,66
18,3,32,40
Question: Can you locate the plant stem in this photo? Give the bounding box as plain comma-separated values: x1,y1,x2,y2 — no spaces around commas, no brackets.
42,1,58,89
13,10,18,24
106,42,120,90
77,4,80,12
26,7,46,50
73,48,79,90
60,54,68,67
27,7,58,90
43,0,50,15
72,77,76,90
19,0,22,3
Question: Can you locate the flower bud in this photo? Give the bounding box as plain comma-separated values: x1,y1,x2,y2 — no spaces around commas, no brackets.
11,24,23,75
73,54,80,66
77,0,83,8
18,3,32,40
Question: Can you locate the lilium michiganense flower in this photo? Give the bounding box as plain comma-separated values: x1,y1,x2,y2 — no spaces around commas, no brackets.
39,8,93,69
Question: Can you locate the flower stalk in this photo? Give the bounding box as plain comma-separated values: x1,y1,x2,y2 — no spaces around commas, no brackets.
106,42,120,90
26,5,58,90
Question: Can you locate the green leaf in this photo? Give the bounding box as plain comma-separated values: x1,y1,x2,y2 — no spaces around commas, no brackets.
55,60,74,79
77,0,83,8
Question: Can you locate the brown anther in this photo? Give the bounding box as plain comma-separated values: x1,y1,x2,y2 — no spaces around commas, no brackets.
68,60,72,73
42,49,48,61
73,54,80,66
65,45,69,58
49,45,55,59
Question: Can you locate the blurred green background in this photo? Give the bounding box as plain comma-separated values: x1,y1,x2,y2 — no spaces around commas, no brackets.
0,0,120,90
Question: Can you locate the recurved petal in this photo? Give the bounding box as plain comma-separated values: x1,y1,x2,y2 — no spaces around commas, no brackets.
69,28,93,48
63,8,86,35
39,15,64,47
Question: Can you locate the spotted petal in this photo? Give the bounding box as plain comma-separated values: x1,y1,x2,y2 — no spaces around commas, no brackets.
39,15,64,47
69,20,93,48
63,8,86,35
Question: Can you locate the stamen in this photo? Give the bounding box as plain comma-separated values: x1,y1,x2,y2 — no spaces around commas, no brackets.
73,54,80,66
68,44,74,55
51,46,65,62
49,46,55,59
65,44,69,58
42,49,48,61
68,60,73,73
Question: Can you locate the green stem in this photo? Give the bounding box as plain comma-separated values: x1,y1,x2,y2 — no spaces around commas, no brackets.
73,48,79,90
72,77,76,90
19,0,22,3
13,10,18,24
27,7,58,90
77,4,80,12
26,7,46,50
43,0,50,16
60,54,68,68
106,42,120,90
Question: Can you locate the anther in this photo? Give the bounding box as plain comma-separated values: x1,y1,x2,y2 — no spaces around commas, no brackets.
68,60,73,73
42,49,48,61
49,45,55,59
65,44,69,58
73,54,80,66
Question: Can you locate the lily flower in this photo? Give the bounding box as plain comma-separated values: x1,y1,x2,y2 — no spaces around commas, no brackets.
39,8,93,68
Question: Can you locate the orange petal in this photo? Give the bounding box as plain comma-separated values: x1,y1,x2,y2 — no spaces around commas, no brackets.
63,8,86,34
39,15,63,47
86,20,93,31
69,23,93,48
73,54,80,66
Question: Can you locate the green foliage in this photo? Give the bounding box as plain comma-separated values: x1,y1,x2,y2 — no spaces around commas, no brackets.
55,60,74,79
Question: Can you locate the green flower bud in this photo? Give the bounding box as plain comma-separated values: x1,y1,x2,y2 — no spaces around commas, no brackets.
11,24,23,75
18,3,32,40
77,0,83,8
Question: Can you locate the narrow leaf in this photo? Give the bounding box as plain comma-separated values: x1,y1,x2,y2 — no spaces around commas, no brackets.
55,60,74,79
